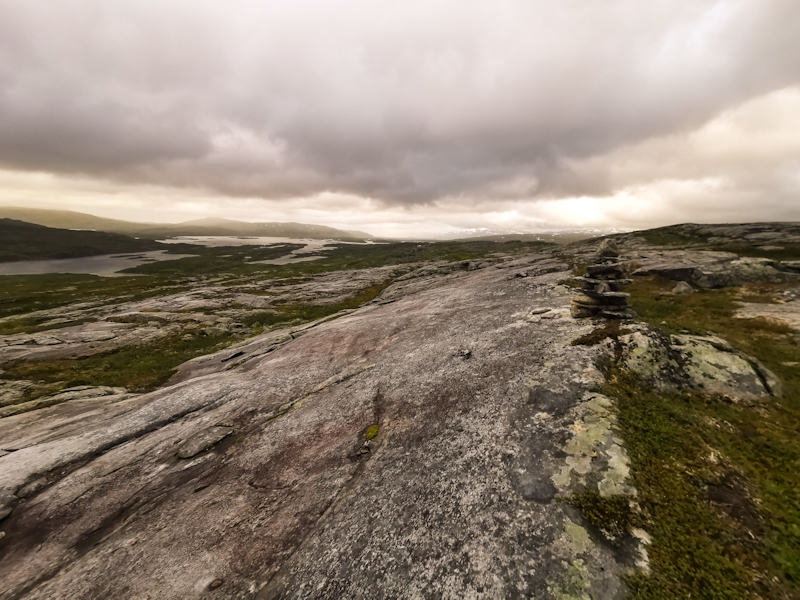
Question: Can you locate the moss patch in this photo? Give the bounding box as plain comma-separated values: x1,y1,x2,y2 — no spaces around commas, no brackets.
1,330,235,395
565,490,641,546
571,321,632,346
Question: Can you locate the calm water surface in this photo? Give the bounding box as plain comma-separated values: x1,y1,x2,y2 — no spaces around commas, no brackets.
0,237,379,276
0,250,195,277
158,236,376,265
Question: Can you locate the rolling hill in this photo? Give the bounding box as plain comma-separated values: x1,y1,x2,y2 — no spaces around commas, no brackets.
0,207,374,240
0,219,162,262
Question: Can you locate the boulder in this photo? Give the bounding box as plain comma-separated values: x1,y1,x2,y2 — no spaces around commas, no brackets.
613,329,782,402
672,281,695,294
632,254,797,289
596,239,620,258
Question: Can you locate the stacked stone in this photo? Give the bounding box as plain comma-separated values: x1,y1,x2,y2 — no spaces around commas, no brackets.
570,240,637,320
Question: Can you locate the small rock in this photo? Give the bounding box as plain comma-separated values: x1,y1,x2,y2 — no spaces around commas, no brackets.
570,305,594,319
209,579,224,590
596,239,620,258
672,281,695,294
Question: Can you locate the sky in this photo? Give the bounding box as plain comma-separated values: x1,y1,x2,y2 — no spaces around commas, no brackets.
0,0,799,238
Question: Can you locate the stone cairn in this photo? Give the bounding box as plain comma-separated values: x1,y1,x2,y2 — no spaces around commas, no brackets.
570,239,636,320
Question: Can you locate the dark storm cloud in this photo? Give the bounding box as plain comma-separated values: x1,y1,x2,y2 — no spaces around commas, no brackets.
0,0,799,204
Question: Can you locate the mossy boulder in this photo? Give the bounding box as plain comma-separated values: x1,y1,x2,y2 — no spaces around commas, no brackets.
612,328,781,402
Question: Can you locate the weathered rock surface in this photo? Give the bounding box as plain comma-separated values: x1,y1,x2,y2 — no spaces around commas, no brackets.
631,252,795,288
3,222,797,598
735,298,800,332
0,379,39,407
0,265,417,366
0,321,176,362
612,328,782,402
647,222,800,245
0,257,643,600
0,385,133,420
176,426,234,459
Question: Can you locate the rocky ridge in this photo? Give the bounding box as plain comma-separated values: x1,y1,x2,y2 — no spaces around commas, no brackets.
0,253,644,599
0,224,799,598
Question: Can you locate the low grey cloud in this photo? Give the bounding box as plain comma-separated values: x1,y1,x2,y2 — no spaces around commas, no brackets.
0,0,799,211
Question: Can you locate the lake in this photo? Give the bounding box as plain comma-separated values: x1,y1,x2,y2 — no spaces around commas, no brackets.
0,250,196,277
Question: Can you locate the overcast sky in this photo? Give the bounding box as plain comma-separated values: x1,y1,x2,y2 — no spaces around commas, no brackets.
1,0,799,237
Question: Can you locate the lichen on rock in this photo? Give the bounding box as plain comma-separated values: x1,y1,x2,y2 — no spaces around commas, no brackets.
551,392,634,498
612,327,782,402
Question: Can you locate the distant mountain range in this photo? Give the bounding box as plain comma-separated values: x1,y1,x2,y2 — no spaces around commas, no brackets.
0,207,375,241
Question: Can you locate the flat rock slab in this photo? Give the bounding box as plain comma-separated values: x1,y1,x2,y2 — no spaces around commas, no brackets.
735,301,800,332
0,386,130,420
585,264,626,277
0,256,639,600
581,290,631,300
630,251,797,288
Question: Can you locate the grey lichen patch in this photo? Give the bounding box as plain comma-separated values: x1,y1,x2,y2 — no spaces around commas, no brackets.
613,331,680,383
547,558,592,600
551,393,634,498
630,528,652,574
547,389,651,592
562,518,593,554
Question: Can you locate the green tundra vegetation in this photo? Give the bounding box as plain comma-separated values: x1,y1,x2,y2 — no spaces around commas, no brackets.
601,278,800,599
